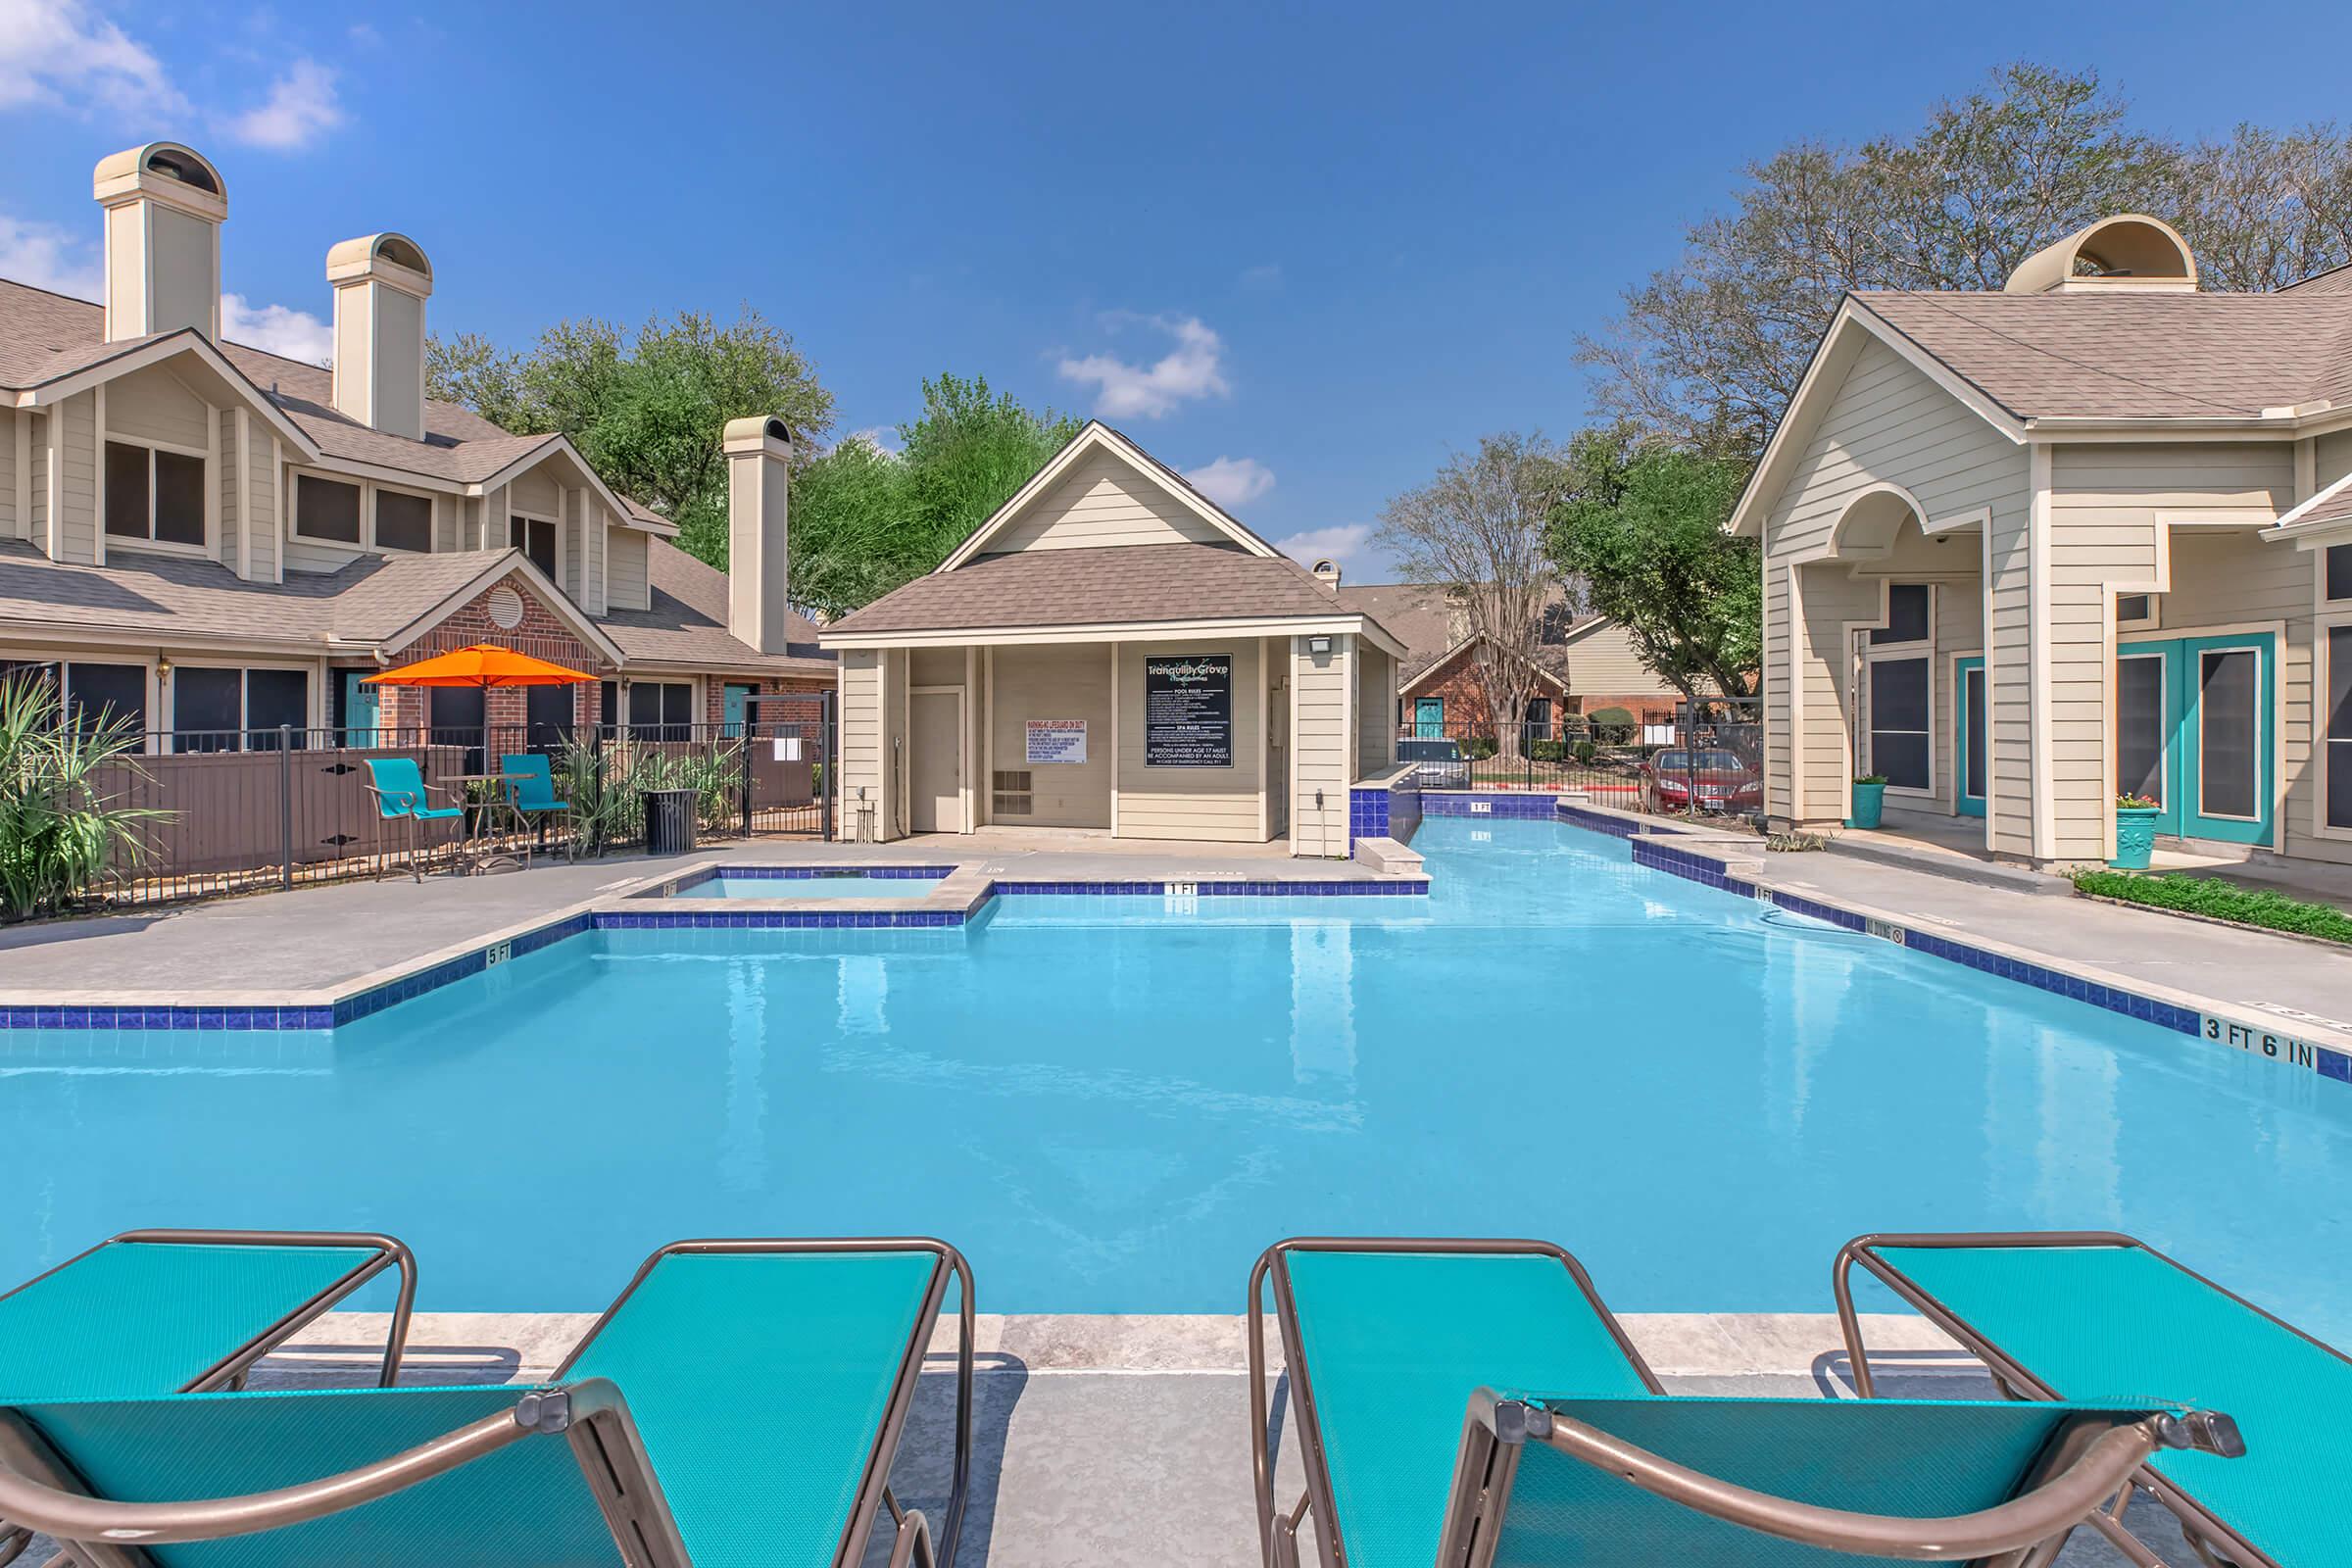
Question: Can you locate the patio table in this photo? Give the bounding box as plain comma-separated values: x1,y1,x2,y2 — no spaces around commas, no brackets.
445,772,533,875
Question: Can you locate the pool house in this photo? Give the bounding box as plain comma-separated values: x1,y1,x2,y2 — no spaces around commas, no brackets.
819,422,1407,856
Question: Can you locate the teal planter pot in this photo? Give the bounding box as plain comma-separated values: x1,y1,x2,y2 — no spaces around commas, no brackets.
2112,806,2161,870
1848,781,1886,830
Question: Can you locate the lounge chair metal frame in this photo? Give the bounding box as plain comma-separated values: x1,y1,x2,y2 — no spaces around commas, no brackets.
1247,1236,1662,1568
0,1237,968,1568
1834,1229,2331,1568
0,1229,416,1568
361,761,466,883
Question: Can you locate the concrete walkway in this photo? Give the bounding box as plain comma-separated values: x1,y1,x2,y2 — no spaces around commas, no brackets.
0,837,1390,1001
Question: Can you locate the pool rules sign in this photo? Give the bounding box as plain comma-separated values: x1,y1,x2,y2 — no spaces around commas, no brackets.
1144,654,1234,767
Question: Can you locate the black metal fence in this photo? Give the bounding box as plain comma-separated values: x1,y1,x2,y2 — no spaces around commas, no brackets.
46,710,834,910
1396,696,1764,819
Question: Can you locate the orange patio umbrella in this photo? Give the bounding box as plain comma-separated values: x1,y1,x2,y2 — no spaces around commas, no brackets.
364,643,596,767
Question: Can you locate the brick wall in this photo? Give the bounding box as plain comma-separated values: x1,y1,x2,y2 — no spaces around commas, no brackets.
375,575,612,733
700,676,829,729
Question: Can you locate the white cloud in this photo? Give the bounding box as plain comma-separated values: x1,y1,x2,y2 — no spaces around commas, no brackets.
0,211,103,299
1275,523,1379,579
1183,455,1275,511
1056,314,1229,419
0,0,186,115
223,58,342,149
842,426,903,457
220,293,331,365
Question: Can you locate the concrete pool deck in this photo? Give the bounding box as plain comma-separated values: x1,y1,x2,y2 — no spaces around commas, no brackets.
13,1308,2196,1568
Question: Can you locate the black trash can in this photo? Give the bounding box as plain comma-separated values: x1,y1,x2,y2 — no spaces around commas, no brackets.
642,787,698,856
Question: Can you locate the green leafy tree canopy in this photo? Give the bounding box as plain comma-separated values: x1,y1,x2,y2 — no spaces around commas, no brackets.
1546,428,1759,701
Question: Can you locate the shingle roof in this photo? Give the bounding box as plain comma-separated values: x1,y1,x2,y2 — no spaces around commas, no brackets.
598,537,832,677
1333,583,1457,678
829,542,1372,636
1853,291,2352,421
2281,263,2352,297
0,539,512,645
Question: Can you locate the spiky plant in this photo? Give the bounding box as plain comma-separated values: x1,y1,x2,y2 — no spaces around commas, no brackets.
0,670,168,920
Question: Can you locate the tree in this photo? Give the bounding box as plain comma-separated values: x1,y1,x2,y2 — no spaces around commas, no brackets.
427,309,834,567
1375,432,1570,760
1578,63,2352,462
1546,430,1758,704
786,374,1080,617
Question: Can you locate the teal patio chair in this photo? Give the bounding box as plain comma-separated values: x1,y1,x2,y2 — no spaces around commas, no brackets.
1836,1230,2346,1568
362,757,466,882
499,753,574,860
1250,1237,2240,1568
0,1230,415,1566
0,1237,974,1568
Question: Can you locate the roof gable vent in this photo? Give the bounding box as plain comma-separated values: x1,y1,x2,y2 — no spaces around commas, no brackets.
2005,215,2198,296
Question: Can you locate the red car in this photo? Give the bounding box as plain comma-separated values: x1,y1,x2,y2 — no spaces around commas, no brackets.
1640,748,1763,814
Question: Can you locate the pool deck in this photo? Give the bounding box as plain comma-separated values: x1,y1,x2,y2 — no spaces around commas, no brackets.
5,1307,2188,1568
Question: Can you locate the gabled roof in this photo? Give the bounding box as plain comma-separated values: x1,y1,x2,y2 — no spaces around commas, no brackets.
2274,469,2352,536
936,421,1281,570
599,537,833,677
1331,583,1457,677
1396,631,1571,698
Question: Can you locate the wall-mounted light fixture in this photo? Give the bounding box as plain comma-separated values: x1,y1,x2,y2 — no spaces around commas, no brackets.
1308,635,1332,656
156,654,172,679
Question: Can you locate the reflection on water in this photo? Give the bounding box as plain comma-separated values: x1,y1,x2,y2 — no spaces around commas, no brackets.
3,817,2347,1331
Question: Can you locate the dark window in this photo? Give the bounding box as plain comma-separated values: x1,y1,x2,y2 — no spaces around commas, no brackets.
600,680,619,732
1962,667,1986,800
67,662,145,734
2198,650,2258,819
245,669,308,749
1872,583,1932,645
172,667,242,752
2329,544,2352,604
628,681,693,741
374,490,433,553
297,474,363,544
1867,656,1931,789
2117,656,2167,807
525,683,574,752
154,450,205,546
104,441,150,538
2116,593,2153,625
2329,627,2352,828
1525,697,1552,727
518,516,557,578
431,686,487,774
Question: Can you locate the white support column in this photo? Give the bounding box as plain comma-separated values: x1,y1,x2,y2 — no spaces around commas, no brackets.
92,384,107,566
206,403,222,568
269,435,283,583
1108,642,1120,838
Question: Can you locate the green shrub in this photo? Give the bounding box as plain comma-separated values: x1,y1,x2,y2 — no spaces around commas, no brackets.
1573,740,1596,765
1529,739,1568,762
1461,736,1499,760
2070,868,2352,944
0,670,167,920
1588,706,1635,729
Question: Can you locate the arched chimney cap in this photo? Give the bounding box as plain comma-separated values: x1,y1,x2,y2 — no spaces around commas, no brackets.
92,142,228,219
722,415,793,456
2005,215,2197,295
326,233,434,296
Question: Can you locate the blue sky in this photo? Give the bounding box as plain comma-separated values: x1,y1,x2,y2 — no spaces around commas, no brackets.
7,2,2352,580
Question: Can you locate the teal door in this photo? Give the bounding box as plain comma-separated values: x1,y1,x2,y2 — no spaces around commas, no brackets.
722,682,754,736
1954,657,1985,817
1414,698,1444,738
341,669,380,746
2114,633,2274,847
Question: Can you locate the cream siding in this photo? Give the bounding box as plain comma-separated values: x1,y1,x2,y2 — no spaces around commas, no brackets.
217,419,239,570
29,414,49,551
2314,430,2352,491
509,467,562,520
52,391,99,565
0,407,17,539
606,525,649,612
245,433,280,582
1291,632,1354,857
985,449,1231,554
582,496,608,614
1115,639,1266,842
836,648,888,836
1562,620,1677,701
988,644,1113,828
1353,644,1395,776
103,366,210,453
1757,333,2028,835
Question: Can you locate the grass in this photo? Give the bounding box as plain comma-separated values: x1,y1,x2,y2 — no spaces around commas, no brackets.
2071,868,2352,944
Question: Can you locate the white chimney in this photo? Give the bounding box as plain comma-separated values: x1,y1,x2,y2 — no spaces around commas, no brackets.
327,233,433,439
723,416,793,654
2005,215,2199,296
1312,558,1343,592
93,142,226,343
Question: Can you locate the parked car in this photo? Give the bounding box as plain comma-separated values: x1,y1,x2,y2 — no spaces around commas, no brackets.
1640,748,1762,814
1396,736,1470,790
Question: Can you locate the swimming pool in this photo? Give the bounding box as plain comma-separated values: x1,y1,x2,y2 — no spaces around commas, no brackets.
673,873,943,899
7,817,2347,1334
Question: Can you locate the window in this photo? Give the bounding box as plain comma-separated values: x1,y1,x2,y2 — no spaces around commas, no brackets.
295,473,363,544
1867,657,1931,790
600,680,619,732
65,662,145,734
524,683,575,751
2328,543,2352,603
516,515,558,578
431,687,487,774
2116,593,2157,629
2116,656,2167,807
2329,627,2352,829
2198,649,2259,820
104,440,205,547
373,489,433,553
627,681,694,741
171,667,311,752
1871,583,1932,645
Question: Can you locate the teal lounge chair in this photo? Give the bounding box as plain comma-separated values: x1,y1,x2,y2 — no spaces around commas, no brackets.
499,754,574,860
0,1230,415,1565
1836,1230,2345,1568
362,757,466,882
1250,1237,2240,1568
0,1237,974,1568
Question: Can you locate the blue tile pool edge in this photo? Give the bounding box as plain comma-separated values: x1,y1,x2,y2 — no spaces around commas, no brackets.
1606,825,2352,1092
0,877,1434,1031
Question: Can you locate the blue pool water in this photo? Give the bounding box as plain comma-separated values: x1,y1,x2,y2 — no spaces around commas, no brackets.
675,874,940,899
7,817,2349,1330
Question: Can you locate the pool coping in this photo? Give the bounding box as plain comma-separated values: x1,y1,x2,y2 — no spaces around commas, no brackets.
1550,796,2352,1092
0,856,1433,1029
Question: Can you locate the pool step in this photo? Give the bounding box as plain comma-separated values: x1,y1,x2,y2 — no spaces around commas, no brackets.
1822,830,2070,897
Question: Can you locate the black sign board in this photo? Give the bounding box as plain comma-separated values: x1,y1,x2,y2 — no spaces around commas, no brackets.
1144,655,1233,767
